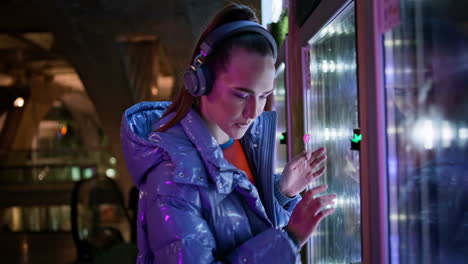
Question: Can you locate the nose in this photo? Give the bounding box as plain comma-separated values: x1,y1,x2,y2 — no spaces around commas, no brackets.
243,97,261,120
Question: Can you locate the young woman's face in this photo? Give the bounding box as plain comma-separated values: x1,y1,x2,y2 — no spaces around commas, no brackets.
200,47,276,141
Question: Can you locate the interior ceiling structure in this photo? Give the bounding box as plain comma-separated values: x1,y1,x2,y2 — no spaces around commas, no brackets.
0,0,260,197
0,0,246,99
0,0,253,138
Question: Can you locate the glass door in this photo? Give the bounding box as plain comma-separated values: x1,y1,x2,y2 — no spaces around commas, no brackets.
383,1,468,263
303,2,362,263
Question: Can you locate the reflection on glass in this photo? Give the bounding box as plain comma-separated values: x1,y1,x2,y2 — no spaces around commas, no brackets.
384,1,468,263
273,63,287,174
304,3,361,263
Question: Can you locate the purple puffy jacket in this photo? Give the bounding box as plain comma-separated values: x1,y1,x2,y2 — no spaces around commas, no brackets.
121,101,301,263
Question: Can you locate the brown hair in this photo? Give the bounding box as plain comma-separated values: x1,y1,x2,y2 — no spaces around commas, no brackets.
156,3,274,132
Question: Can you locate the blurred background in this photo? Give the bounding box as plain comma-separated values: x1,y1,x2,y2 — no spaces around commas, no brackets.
0,0,230,263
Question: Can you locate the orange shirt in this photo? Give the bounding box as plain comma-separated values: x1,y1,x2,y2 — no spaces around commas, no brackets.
221,139,256,185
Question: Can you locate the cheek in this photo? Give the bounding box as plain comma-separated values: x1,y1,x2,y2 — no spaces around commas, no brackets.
206,89,220,103
221,102,240,119
210,97,235,120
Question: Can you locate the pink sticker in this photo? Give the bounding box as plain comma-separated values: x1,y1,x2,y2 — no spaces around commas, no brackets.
380,0,401,33
303,134,310,144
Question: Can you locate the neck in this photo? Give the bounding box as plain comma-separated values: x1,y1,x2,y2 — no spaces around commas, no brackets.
199,114,230,145
199,98,231,145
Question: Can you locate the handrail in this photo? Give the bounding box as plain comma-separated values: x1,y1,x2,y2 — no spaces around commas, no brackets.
0,148,115,167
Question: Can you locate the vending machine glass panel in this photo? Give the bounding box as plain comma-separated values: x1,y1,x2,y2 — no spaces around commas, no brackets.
304,2,362,263
384,1,468,263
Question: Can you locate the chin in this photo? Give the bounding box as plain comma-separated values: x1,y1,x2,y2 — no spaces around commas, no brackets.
229,128,248,139
231,133,244,140
221,123,250,139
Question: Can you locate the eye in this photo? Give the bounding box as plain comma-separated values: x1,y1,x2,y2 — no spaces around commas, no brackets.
233,92,249,100
260,92,273,100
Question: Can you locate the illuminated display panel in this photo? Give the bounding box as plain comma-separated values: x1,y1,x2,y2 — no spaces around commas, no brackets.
384,1,468,263
273,63,287,174
304,2,362,263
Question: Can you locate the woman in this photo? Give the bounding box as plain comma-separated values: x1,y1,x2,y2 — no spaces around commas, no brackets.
121,4,335,263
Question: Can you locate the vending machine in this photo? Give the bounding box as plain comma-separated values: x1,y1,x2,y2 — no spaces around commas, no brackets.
301,2,361,263
296,0,468,263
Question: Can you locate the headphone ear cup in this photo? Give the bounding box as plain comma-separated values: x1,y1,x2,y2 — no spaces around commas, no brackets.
198,65,213,95
192,65,213,96
184,68,200,96
194,66,207,96
184,55,213,96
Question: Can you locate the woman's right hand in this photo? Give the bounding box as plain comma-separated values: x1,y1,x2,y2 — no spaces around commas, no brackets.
285,185,336,247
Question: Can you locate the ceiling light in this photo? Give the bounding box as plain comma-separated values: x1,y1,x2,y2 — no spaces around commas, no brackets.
13,97,25,108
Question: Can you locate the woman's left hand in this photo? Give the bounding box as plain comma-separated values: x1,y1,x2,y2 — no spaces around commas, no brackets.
279,147,327,197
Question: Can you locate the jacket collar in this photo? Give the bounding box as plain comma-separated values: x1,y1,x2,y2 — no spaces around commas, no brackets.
178,108,276,193
179,108,276,225
142,104,276,224
146,104,274,194
179,108,239,194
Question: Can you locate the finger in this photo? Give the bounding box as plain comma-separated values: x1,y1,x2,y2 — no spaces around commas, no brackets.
308,154,327,169
317,194,337,201
308,208,335,235
315,208,335,220
303,185,328,201
316,194,336,208
308,166,327,181
310,147,326,161
312,194,336,208
305,194,336,213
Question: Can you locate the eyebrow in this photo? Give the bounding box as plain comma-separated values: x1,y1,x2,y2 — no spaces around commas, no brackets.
234,87,275,95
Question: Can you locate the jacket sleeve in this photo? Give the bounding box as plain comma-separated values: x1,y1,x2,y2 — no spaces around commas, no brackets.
141,161,300,264
273,173,302,228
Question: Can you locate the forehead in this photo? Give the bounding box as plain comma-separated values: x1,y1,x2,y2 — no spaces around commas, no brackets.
217,47,275,92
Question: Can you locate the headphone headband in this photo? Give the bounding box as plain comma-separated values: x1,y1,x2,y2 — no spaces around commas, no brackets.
200,20,277,59
184,20,277,97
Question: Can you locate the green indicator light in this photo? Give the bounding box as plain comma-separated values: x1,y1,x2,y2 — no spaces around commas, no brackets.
279,132,287,144
83,168,93,179
71,166,81,181
351,134,362,143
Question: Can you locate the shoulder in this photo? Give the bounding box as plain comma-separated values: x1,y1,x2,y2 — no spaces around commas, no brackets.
146,126,211,188
143,159,204,203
